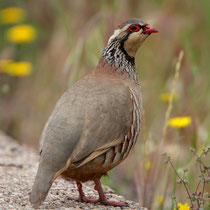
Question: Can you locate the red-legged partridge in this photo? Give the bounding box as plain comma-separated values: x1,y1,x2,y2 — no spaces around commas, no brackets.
30,18,158,207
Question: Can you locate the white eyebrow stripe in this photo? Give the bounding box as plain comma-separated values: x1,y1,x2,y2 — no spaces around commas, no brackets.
107,25,129,44
108,29,121,44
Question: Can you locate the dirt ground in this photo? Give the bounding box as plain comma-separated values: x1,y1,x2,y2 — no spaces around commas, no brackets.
0,131,146,210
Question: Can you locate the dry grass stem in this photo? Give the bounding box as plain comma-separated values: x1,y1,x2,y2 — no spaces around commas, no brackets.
161,50,184,144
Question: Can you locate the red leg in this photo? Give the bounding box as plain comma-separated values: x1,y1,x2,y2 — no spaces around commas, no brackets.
67,181,98,203
68,180,128,207
76,182,86,201
93,178,128,207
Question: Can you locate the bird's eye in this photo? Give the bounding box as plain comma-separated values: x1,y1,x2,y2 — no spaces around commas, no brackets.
128,24,140,32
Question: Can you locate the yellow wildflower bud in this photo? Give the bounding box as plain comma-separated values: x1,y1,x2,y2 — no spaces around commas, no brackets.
6,24,37,43
0,7,25,24
0,60,32,76
145,161,151,171
160,93,179,102
168,116,192,128
175,203,190,210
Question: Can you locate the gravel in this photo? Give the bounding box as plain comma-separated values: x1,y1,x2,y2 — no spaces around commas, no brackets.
0,131,146,210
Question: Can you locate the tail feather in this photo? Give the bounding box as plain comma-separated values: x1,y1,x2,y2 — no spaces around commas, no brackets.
30,166,55,208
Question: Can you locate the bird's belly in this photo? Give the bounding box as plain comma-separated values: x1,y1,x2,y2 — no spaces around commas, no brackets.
61,148,122,182
61,132,139,182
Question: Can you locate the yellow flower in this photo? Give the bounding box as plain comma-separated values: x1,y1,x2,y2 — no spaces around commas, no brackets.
176,203,190,210
160,93,179,102
145,161,151,171
6,24,37,43
0,60,32,76
168,116,192,128
157,196,164,205
0,7,25,24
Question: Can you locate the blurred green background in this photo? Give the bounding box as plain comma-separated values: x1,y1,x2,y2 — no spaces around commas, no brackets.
0,0,209,209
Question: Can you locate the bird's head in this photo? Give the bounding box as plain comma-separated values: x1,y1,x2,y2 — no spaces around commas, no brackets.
102,18,158,78
108,18,158,57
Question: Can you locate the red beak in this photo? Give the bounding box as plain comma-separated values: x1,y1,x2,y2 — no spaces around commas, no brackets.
143,25,158,34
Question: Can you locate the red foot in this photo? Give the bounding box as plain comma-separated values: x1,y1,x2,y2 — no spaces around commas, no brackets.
67,195,98,203
67,181,98,203
68,180,129,207
67,195,128,207
93,178,129,207
100,199,129,207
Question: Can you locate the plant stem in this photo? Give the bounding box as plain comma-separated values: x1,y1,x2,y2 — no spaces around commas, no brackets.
161,50,184,144
195,180,201,194
168,159,194,208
